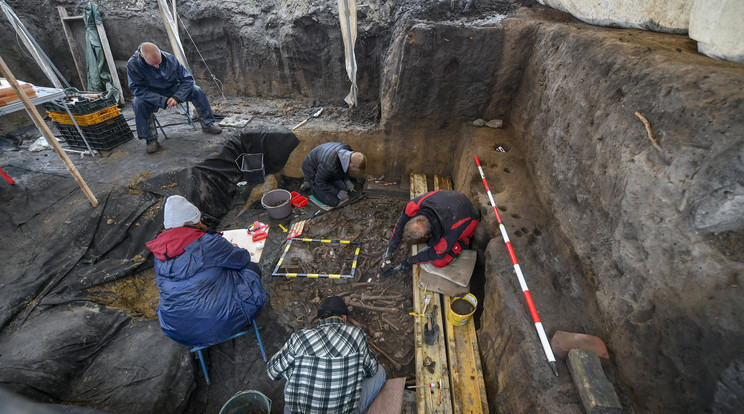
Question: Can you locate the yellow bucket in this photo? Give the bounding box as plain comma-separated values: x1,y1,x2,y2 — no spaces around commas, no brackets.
448,293,477,326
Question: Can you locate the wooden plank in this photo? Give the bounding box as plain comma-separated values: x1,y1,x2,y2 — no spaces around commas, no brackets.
443,299,489,413
156,0,195,118
435,175,489,414
433,175,450,192
57,7,87,89
172,0,178,34
0,54,97,207
61,15,84,21
157,0,190,72
95,23,125,104
411,173,453,414
411,173,428,199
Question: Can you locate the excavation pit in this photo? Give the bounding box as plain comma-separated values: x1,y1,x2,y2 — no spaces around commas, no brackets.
0,2,742,413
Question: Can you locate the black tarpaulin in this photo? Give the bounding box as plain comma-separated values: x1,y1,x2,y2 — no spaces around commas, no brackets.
0,125,299,411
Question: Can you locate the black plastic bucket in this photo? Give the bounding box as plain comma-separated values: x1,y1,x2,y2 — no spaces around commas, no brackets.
236,153,265,184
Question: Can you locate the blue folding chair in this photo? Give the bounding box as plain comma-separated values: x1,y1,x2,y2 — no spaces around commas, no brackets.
190,320,267,385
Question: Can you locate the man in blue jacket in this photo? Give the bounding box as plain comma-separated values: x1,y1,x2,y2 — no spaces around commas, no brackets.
382,190,480,270
300,142,366,207
127,42,221,154
145,195,266,347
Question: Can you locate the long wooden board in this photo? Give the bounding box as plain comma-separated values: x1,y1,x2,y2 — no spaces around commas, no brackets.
405,174,489,414
435,175,489,414
411,173,453,413
57,6,86,89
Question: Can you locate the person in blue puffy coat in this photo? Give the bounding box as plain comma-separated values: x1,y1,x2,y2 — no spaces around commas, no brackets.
146,195,266,347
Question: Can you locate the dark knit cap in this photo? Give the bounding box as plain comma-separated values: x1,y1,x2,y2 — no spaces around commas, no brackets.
317,296,349,319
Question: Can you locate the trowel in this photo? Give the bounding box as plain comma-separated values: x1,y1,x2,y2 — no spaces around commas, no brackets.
424,305,439,346
291,107,324,130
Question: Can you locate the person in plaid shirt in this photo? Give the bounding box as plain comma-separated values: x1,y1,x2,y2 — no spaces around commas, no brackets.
267,296,386,413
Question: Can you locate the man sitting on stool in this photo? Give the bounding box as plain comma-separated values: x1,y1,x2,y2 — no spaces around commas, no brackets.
267,296,386,414
127,42,221,154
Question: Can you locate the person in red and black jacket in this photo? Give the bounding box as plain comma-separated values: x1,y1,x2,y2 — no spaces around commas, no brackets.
382,190,480,270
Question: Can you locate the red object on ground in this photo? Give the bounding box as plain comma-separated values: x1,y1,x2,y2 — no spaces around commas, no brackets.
291,195,308,207
550,331,610,365
0,167,15,185
252,231,268,242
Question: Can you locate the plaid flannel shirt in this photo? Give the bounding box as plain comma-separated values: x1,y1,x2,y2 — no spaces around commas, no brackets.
266,317,379,413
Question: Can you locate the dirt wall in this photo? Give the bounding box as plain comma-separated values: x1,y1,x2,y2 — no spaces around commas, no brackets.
507,9,744,413
3,1,742,412
0,0,387,102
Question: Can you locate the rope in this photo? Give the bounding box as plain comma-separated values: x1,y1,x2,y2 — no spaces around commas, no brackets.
178,15,227,101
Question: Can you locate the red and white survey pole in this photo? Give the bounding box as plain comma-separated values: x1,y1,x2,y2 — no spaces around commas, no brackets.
474,155,558,376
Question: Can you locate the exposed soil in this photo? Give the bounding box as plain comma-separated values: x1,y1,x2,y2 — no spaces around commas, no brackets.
262,196,415,376
1,1,742,413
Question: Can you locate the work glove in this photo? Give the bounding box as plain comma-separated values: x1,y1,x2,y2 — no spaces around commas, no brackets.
344,178,355,192
399,259,412,271
381,246,394,266
337,190,349,201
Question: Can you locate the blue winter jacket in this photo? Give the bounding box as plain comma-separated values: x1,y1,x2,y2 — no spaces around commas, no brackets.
147,228,266,347
127,49,194,109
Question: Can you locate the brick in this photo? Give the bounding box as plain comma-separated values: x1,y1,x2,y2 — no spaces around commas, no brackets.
567,349,622,414
551,330,610,365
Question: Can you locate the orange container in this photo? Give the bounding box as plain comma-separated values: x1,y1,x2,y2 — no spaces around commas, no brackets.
46,105,120,126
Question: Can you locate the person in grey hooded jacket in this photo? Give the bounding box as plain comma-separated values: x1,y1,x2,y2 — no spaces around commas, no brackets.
300,142,366,207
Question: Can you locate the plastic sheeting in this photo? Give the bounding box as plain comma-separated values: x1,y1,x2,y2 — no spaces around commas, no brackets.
0,126,299,411
337,0,358,107
83,2,120,102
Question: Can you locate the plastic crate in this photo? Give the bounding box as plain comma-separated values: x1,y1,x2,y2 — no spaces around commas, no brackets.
42,91,117,115
46,105,120,126
54,115,134,150
235,153,265,184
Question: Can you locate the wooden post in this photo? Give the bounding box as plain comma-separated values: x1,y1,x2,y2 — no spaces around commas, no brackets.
172,0,178,34
57,7,86,89
0,54,98,207
95,22,125,104
158,0,196,117
157,0,190,72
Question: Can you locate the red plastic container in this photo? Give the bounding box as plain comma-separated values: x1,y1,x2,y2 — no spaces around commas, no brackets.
291,195,308,207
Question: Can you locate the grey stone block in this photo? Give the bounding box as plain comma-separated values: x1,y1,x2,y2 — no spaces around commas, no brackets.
567,349,622,414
